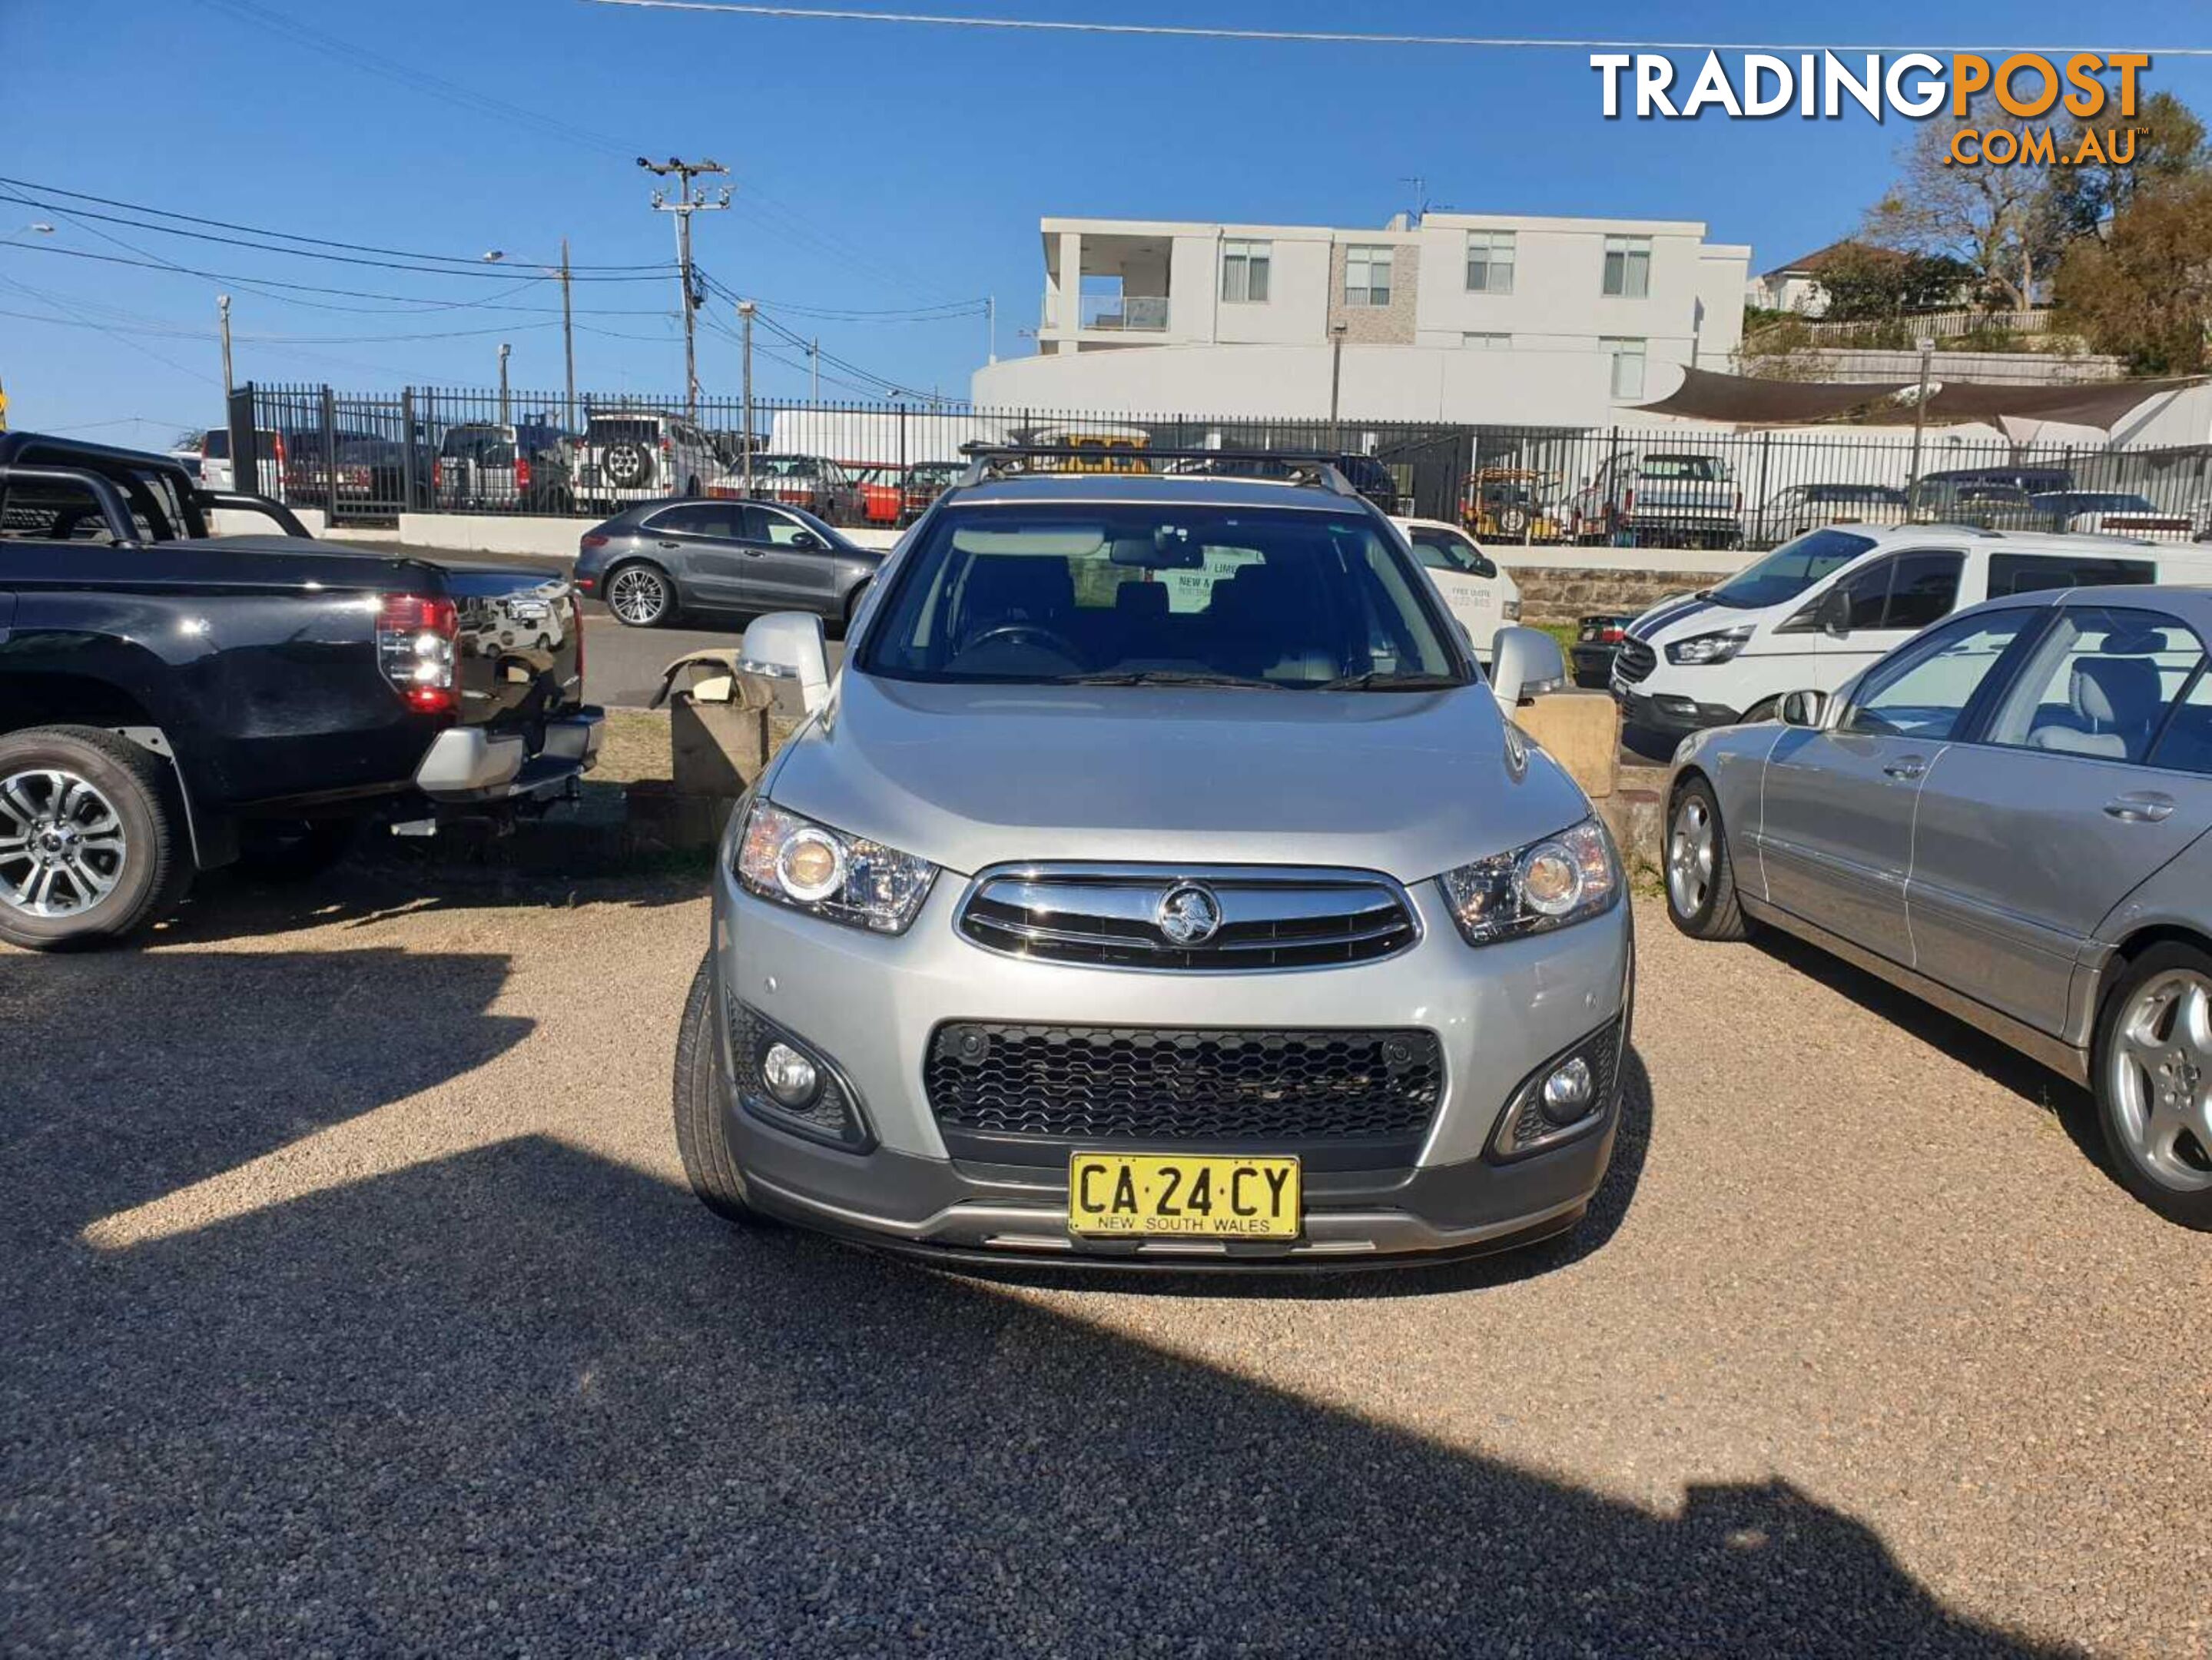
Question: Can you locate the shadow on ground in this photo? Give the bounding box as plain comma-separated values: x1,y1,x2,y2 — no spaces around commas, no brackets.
2,942,2064,1654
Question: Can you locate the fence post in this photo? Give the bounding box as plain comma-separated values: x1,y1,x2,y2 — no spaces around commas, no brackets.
1756,432,1772,540
898,403,908,474
400,387,417,519
320,386,338,527
225,383,257,517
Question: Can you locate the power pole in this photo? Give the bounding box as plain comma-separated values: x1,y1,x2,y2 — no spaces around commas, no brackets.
810,337,819,403
638,157,731,421
987,295,997,364
1906,334,1935,517
498,341,512,424
559,238,576,431
217,294,234,397
738,300,757,498
1328,320,1348,453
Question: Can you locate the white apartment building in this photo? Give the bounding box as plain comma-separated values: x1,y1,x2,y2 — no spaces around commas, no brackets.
970,212,1753,427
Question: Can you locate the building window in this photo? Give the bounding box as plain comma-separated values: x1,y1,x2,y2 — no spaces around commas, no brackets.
1221,239,1271,304
1463,333,1511,349
1603,337,1647,399
1464,230,1516,294
1344,245,1394,307
1602,235,1652,298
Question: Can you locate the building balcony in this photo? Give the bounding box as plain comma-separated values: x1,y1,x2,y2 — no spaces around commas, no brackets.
1043,293,1171,334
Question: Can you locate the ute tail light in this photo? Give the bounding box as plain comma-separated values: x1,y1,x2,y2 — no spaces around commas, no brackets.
433,459,445,490
376,593,459,715
580,533,609,550
515,455,532,492
1601,626,1625,644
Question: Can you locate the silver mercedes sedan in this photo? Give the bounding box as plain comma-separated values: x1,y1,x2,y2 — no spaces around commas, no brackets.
1665,584,2212,1228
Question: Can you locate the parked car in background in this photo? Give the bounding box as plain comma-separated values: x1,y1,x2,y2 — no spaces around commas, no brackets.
1394,517,1521,662
1613,524,2212,741
1462,468,1560,543
1749,483,1909,546
575,411,718,510
674,451,1623,1270
900,460,962,523
197,427,284,496
1165,452,1405,516
434,420,577,514
748,454,864,525
1666,584,2212,1229
1914,479,2038,529
0,432,602,948
1570,613,1636,689
1922,463,2074,496
573,496,881,631
1567,451,1743,549
281,430,403,511
849,463,904,527
2031,492,2197,541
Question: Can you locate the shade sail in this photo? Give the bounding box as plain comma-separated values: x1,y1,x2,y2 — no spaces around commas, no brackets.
1632,366,2208,431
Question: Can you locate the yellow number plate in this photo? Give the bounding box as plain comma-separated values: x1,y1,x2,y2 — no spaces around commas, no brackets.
1066,1154,1302,1240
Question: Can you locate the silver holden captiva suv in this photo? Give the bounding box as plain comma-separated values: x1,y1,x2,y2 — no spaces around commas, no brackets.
673,448,1634,1270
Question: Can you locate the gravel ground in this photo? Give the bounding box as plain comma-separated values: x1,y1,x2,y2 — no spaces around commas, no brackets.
4,878,2208,1656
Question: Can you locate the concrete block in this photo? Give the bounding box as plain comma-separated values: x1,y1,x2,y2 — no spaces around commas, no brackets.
1516,689,1620,800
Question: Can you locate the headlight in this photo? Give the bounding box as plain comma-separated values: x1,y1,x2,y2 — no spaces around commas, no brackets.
1437,818,1620,945
1666,625,1753,666
735,800,936,934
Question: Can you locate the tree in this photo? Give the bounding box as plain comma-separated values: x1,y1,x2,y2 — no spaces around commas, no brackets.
1864,115,2064,310
2053,174,2212,374
2045,91,2208,241
1815,245,1976,321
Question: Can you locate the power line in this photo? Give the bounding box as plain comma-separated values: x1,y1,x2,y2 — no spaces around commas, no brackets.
0,176,672,272
579,3,2212,52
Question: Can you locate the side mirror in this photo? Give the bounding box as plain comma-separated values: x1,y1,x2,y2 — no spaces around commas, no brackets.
738,611,832,714
1816,587,1852,639
790,530,827,551
1490,625,1567,707
1778,689,1827,728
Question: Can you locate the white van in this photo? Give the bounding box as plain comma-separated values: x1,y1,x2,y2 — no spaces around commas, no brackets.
1613,524,2212,741
1393,517,1522,663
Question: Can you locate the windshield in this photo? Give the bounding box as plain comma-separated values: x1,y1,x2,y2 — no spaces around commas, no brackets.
2038,493,2157,514
586,417,660,446
1407,526,1484,574
1706,528,1875,609
755,456,820,478
441,426,516,463
858,503,1466,690
1640,454,1730,482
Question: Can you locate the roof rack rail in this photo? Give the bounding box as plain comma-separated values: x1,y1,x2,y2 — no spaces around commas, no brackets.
955,443,1360,496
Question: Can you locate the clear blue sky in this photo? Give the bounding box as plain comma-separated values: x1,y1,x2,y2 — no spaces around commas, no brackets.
3,1,2206,444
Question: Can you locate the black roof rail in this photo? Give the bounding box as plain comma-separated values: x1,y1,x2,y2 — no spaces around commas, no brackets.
954,443,1360,497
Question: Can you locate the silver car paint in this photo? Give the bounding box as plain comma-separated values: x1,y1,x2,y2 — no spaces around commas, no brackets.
763,669,1593,885
1670,585,2212,1081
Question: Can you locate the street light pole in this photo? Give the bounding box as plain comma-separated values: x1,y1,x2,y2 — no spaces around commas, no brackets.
217,294,234,397
498,342,512,424
1906,334,1936,517
559,238,576,431
738,300,757,498
1328,321,1348,453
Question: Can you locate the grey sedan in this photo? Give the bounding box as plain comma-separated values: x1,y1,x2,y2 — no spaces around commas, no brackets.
1663,585,2212,1228
574,497,882,630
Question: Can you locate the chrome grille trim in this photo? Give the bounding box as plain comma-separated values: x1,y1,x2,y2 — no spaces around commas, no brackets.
956,862,1422,972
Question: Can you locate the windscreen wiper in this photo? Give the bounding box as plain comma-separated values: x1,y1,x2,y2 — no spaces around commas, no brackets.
1063,669,1288,689
1307,671,1467,692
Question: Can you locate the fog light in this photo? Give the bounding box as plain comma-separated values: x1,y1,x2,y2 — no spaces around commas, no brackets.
761,1042,820,1107
1539,1057,1595,1125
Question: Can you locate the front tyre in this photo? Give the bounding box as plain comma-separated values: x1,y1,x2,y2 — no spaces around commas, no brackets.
2094,944,2212,1230
1664,775,1748,941
0,725,192,950
672,952,775,1227
605,562,675,628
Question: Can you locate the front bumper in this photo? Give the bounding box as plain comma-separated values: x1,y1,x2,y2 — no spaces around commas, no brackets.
1611,680,1740,739
413,708,605,802
708,863,1633,1268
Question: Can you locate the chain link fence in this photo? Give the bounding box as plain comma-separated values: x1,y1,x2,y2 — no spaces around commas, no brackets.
240,381,2212,550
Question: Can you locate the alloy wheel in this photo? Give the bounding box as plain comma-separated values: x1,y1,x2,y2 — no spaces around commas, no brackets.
2107,970,2212,1191
0,769,129,918
1666,795,1715,918
608,566,669,626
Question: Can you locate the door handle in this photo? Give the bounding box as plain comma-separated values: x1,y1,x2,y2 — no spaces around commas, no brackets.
1882,758,1927,781
2104,792,2176,823
656,539,680,549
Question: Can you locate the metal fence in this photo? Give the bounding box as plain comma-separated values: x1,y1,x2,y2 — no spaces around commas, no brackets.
239,381,2212,551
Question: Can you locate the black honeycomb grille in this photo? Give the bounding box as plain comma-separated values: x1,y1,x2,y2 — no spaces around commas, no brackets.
924,1024,1443,1146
